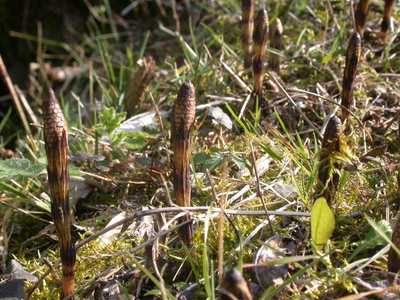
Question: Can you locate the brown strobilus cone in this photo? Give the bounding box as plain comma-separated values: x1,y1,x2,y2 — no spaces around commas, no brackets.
355,0,370,36
268,18,283,74
219,268,253,300
252,9,268,111
241,0,255,69
43,89,76,299
124,56,156,117
172,82,196,246
317,115,342,205
388,217,400,273
341,32,361,124
380,0,395,42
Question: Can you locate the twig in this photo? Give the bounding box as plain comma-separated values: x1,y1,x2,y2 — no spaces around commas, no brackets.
0,54,32,136
76,207,310,250
206,170,225,282
250,141,275,235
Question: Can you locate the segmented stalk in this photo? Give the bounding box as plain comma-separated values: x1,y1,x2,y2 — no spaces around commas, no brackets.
380,0,395,41
241,0,255,69
269,18,283,73
220,268,253,300
43,89,75,299
253,9,268,104
355,0,370,35
317,115,342,204
341,32,361,123
171,82,196,246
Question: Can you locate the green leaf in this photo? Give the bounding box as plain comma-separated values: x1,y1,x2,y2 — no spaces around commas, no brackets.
193,152,224,171
311,197,335,252
124,131,154,151
349,219,392,261
0,159,45,180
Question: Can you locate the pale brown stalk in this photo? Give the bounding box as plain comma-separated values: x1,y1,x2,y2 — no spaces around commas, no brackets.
171,82,196,246
341,32,362,123
43,89,75,299
241,0,255,69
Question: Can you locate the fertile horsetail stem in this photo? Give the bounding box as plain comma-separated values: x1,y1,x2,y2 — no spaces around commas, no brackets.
220,269,253,300
355,0,370,35
43,89,75,299
388,217,400,273
172,82,196,246
241,0,255,69
317,115,342,204
253,9,268,102
269,18,283,73
341,32,361,123
124,56,156,117
380,0,395,41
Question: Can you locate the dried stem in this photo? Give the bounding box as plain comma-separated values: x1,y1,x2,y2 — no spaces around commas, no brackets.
380,0,395,42
124,56,156,117
355,0,370,35
171,81,196,246
253,9,268,108
341,32,361,123
219,268,253,300
0,54,32,137
317,115,342,204
268,18,283,73
241,0,255,69
43,89,75,299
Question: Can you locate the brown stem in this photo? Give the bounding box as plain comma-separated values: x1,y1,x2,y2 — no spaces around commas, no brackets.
354,0,370,36
317,115,342,204
171,81,196,246
253,9,268,106
219,268,253,300
380,0,395,42
241,0,255,69
341,32,361,123
43,89,75,299
389,217,400,273
268,18,283,73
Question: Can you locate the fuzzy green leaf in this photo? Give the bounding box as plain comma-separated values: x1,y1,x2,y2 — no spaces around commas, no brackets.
311,197,335,252
0,159,45,180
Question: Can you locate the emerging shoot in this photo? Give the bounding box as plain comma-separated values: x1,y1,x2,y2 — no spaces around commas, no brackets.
43,89,75,299
220,268,252,300
341,32,361,123
317,115,342,204
269,18,283,73
252,9,269,109
241,0,255,69
171,81,196,246
380,0,395,42
355,0,370,35
124,56,156,117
